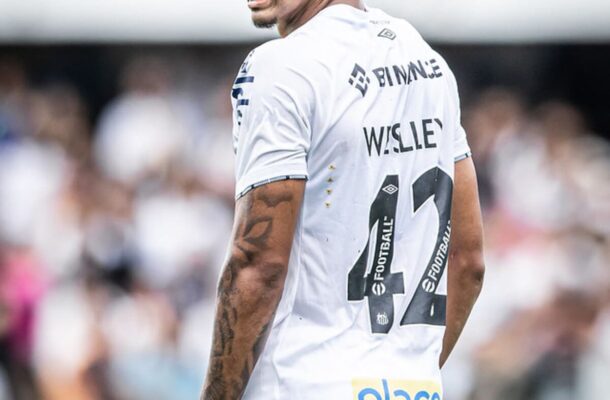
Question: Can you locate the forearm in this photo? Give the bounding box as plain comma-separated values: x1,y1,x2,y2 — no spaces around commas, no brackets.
440,254,484,367
200,180,304,399
202,258,284,400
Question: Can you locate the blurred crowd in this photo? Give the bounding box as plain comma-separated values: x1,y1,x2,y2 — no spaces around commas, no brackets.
0,53,608,400
0,55,235,400
444,90,610,400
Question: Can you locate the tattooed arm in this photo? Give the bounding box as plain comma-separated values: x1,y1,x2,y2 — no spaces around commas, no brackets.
201,179,305,400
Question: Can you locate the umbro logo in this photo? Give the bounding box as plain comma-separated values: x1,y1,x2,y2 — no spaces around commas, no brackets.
349,63,370,97
378,28,396,40
382,184,398,195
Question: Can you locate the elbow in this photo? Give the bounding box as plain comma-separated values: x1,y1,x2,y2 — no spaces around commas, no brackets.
219,250,289,299
449,249,485,288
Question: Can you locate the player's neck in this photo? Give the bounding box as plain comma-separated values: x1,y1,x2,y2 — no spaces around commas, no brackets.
278,0,366,37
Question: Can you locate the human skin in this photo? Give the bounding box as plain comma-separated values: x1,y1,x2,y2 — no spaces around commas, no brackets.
440,157,485,368
201,2,485,398
201,180,305,400
248,0,365,37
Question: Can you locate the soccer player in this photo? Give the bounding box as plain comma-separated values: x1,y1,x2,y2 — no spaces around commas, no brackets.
201,0,485,399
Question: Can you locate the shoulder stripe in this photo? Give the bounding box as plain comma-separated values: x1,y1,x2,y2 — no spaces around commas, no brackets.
236,175,308,200
454,152,472,162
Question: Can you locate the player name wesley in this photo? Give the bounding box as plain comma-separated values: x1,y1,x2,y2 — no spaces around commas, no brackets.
363,118,443,157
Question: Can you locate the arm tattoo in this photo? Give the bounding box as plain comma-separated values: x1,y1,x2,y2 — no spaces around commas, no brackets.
202,183,299,400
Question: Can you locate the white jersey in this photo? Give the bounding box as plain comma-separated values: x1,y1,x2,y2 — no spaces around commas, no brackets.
231,5,471,400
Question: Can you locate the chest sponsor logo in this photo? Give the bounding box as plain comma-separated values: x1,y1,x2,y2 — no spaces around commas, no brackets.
353,378,442,400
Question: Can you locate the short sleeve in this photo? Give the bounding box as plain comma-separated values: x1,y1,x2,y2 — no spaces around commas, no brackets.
445,68,471,162
231,43,314,199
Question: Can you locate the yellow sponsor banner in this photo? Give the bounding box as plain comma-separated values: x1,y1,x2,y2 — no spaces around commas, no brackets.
352,378,442,400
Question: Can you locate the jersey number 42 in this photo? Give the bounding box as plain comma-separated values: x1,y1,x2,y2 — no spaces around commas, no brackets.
347,168,453,334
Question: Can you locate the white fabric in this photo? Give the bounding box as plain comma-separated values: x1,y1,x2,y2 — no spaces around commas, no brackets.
231,5,471,399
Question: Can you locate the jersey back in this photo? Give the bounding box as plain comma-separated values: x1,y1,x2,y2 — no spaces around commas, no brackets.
231,5,471,399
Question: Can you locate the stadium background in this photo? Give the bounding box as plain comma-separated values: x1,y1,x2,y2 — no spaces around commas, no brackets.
0,1,609,399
